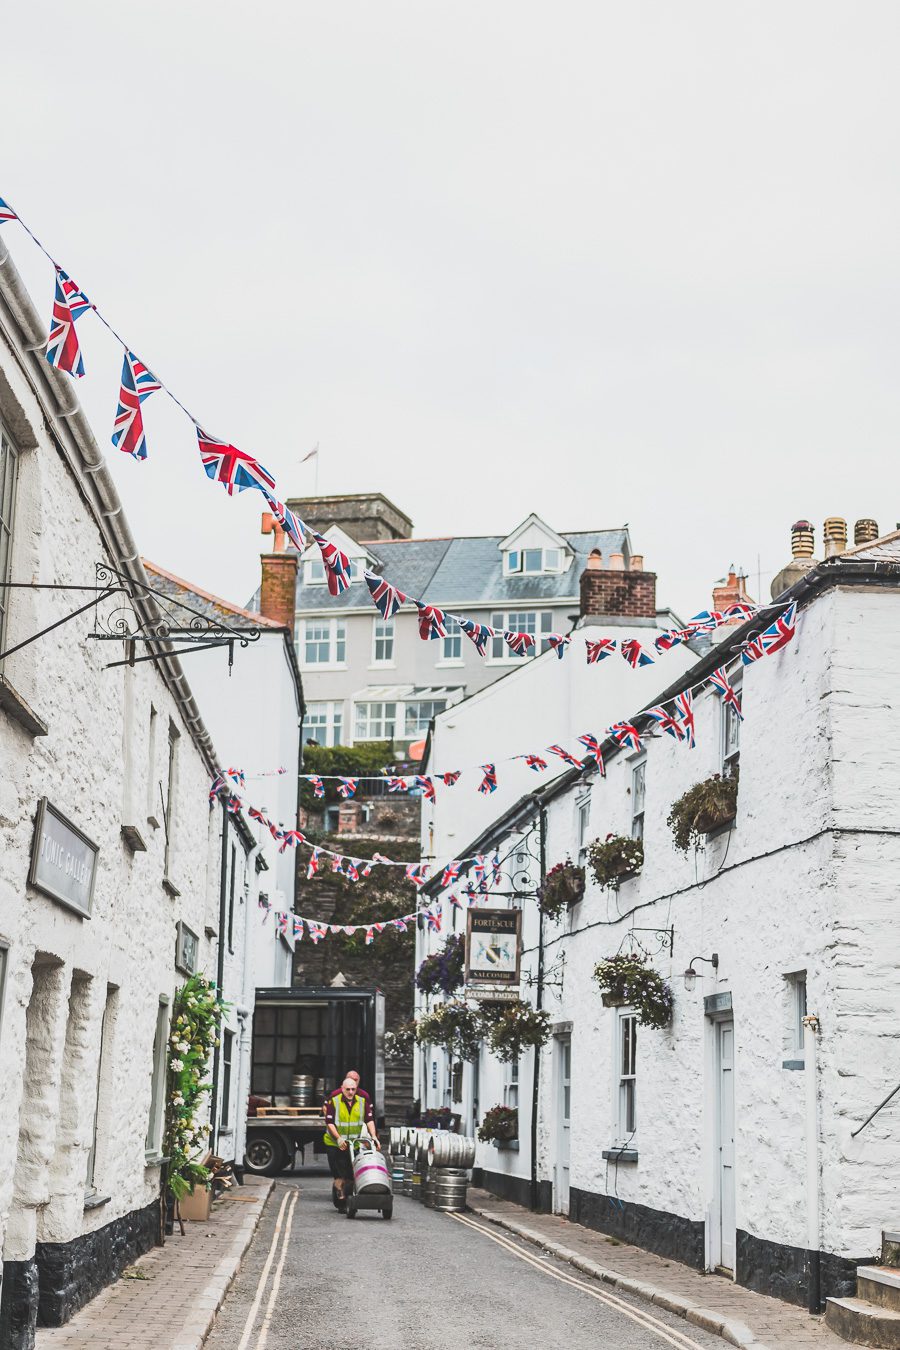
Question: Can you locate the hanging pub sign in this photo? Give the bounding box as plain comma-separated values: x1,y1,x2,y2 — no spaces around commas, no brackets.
465,908,522,1001
28,798,99,919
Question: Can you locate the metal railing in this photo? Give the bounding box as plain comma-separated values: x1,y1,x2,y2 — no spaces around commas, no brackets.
851,1081,900,1138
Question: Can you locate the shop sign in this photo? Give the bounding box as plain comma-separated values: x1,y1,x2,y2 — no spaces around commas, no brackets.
29,798,99,919
465,908,521,996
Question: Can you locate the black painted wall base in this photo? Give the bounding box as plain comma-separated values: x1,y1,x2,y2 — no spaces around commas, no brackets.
736,1229,872,1309
472,1168,552,1214
36,1198,159,1327
570,1187,706,1269
0,1259,39,1350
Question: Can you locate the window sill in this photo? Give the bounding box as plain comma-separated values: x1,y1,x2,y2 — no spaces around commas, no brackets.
299,663,348,673
218,1127,234,1137
0,675,48,737
162,876,181,898
782,1058,806,1071
83,1192,111,1212
367,663,396,671
602,1148,638,1163
434,660,465,669
147,814,161,831
144,1153,169,1168
121,823,147,853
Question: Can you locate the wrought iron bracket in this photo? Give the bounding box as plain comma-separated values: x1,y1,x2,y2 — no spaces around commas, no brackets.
618,926,675,959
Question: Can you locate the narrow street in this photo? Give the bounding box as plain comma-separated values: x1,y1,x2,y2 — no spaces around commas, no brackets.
206,1172,724,1350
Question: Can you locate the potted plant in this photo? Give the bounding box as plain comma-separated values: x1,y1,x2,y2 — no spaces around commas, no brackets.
414,1000,484,1062
592,952,673,1029
588,834,644,887
536,860,585,919
667,774,738,854
483,999,552,1062
416,934,464,998
478,1104,518,1143
163,973,226,1216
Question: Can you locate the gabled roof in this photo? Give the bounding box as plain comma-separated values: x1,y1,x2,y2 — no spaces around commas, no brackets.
143,560,285,630
498,513,571,554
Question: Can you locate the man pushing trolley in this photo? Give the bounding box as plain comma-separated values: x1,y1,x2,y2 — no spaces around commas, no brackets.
323,1076,384,1213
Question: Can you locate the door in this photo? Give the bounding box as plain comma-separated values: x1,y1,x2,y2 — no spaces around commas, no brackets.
554,1036,571,1215
716,1020,736,1272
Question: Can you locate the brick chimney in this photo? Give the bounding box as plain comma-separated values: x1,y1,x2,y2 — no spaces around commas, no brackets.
259,511,299,633
712,567,755,624
579,549,657,620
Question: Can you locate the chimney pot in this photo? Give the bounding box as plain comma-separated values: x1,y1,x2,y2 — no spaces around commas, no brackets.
630,554,644,571
791,520,815,559
609,552,625,571
854,518,879,545
823,516,848,559
586,549,603,571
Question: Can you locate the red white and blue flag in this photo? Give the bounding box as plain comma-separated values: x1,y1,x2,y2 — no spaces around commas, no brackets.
0,199,16,223
308,775,325,799
406,863,430,887
208,773,225,802
307,848,321,878
644,704,684,740
263,494,308,553
46,267,92,378
576,734,604,772
492,852,502,886
459,619,495,656
547,634,571,660
365,570,407,619
740,635,766,666
686,610,723,633
708,666,743,719
275,912,290,939
548,744,583,768
521,753,548,772
196,427,276,496
478,764,498,794
416,603,448,640
314,532,353,596
654,629,686,653
472,855,487,890
424,909,442,933
386,777,409,793
674,690,696,748
248,804,268,824
441,860,461,887
293,916,304,942
759,602,797,656
504,630,535,656
336,777,359,798
724,602,756,621
438,771,461,787
621,638,654,669
585,637,616,664
608,721,642,752
413,775,435,801
449,893,463,910
111,351,161,461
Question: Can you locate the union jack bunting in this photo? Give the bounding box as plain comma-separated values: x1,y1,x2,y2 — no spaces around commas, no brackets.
492,852,502,886
424,909,442,933
345,861,360,883
111,351,161,461
307,921,327,944
391,917,409,932
268,820,285,842
472,855,487,889
275,912,290,938
279,830,304,853
416,603,448,640
548,744,583,768
459,619,494,656
547,634,571,660
723,602,756,621
196,427,276,496
438,771,461,787
759,602,797,656
621,638,654,669
708,666,743,719
464,883,478,905
521,753,548,772
740,635,766,666
225,767,245,786
313,532,352,596
263,494,308,552
365,927,375,945
331,856,345,875
585,637,616,664
608,721,642,752
386,777,409,793
225,793,242,814
644,704,684,740
405,863,430,887
654,630,686,653
364,570,407,619
248,804,268,824
336,777,359,798
441,860,462,887
674,689,696,749
686,609,724,633
413,775,435,801
0,198,16,222
208,773,225,802
449,893,463,909
504,630,535,656
576,733,604,771
478,764,498,794
307,848,321,878
309,775,325,799
46,268,92,377
293,916,304,942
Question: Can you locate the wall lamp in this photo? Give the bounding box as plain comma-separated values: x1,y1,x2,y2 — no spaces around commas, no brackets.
682,953,719,991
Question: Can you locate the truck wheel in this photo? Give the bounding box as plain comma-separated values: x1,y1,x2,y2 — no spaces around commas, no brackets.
244,1133,288,1176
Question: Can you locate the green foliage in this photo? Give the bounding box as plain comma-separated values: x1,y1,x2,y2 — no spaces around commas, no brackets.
478,1104,518,1143
299,742,395,808
667,775,738,854
537,861,584,919
484,999,552,1062
592,953,673,1029
385,1021,417,1062
163,973,226,1200
588,834,644,887
416,934,465,998
415,1000,484,1062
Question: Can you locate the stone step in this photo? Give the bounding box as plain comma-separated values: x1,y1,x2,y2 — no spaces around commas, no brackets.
884,1233,900,1269
858,1268,900,1314
826,1296,900,1347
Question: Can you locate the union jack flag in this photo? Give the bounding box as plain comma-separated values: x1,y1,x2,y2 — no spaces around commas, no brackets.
275,911,290,938
331,856,345,876
268,820,286,844
740,635,766,666
504,630,535,656
308,775,325,799
438,771,461,787
576,733,604,772
478,763,497,794
263,494,307,552
386,777,409,793
708,666,743,719
225,766,245,786
441,860,461,887
307,848,321,878
413,775,435,801
336,777,359,798
521,753,548,772
307,921,327,944
392,917,409,932
405,863,430,887
0,198,16,222
492,852,502,886
686,609,724,633
345,860,360,882
293,916,304,942
724,602,756,621
416,603,448,640
46,268,92,377
313,532,352,596
365,927,375,945
585,637,616,664
548,744,583,768
472,855,487,890
248,804,268,824
547,634,571,660
364,570,407,619
621,638,654,669
459,619,495,656
208,773,225,803
464,883,479,905
654,630,685,653
424,909,442,933
759,601,797,656
644,704,684,740
225,793,242,814
674,689,696,748
279,830,305,853
608,721,642,752
196,427,276,496
111,350,161,461
449,893,462,909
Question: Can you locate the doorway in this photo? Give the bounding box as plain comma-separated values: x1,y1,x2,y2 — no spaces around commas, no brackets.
713,1018,736,1273
553,1035,571,1215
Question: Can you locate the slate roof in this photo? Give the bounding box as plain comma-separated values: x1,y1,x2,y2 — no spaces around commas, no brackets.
143,560,285,631
839,529,900,564
297,528,631,612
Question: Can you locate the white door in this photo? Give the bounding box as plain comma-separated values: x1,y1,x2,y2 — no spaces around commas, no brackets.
555,1036,571,1215
716,1020,736,1272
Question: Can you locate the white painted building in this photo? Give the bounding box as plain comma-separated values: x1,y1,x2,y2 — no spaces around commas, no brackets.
416,528,900,1320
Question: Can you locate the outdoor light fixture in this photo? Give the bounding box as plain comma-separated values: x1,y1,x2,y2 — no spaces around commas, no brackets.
682,953,719,991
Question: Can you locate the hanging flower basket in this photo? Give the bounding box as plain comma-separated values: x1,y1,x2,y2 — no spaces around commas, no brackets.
416,934,464,998
478,1104,518,1143
483,998,552,1062
537,861,585,919
164,973,227,1202
384,1021,417,1062
415,1000,484,1062
588,834,644,888
592,953,673,1029
667,775,738,854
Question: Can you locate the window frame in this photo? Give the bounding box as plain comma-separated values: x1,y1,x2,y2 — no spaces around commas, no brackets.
86,987,116,1195
439,629,463,664
488,610,554,662
576,794,592,866
163,720,180,884
784,970,808,1067
630,756,647,841
221,1028,235,1129
504,549,522,575
175,920,199,976
299,618,347,668
615,1009,638,1142
504,1056,519,1111
371,616,395,665
353,700,398,742
145,996,170,1160
0,421,20,663
722,673,742,780
301,700,344,747
403,698,447,739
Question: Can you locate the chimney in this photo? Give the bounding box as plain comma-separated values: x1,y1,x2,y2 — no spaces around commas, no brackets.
712,566,755,623
580,550,657,620
284,492,413,542
854,518,879,546
770,519,819,600
823,516,848,559
259,512,299,633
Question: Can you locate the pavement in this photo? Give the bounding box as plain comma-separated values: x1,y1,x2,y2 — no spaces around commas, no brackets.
36,1175,272,1350
466,1188,846,1350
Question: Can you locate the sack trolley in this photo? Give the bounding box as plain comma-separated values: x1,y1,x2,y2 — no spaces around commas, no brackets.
346,1138,393,1220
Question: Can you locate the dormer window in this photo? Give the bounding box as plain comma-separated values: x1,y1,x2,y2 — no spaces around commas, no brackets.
503,546,565,576
305,556,363,584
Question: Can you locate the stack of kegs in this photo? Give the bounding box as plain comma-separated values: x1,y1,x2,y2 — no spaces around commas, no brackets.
290,1074,316,1107
386,1127,473,1212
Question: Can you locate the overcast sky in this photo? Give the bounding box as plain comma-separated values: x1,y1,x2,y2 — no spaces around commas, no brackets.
4,2,900,618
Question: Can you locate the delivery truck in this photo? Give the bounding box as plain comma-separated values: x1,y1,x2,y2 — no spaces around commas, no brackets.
244,985,385,1176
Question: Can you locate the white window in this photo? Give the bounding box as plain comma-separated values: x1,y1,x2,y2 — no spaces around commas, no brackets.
0,423,19,659
616,1011,637,1140
504,1057,519,1110
300,618,346,666
784,971,807,1066
145,997,170,1159
175,920,199,975
163,720,180,882
576,795,592,865
306,557,327,584
354,701,397,741
221,1028,235,1129
522,548,543,574
404,699,447,738
146,705,159,825
630,758,646,840
86,987,116,1193
722,673,742,779
372,618,395,664
504,549,522,574
544,547,562,572
441,630,462,663
503,546,565,576
489,611,554,660
302,701,344,746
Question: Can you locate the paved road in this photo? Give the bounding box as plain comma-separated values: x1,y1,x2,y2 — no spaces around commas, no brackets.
207,1170,724,1350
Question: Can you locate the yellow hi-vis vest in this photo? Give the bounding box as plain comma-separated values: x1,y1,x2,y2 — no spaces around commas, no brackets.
323,1092,365,1148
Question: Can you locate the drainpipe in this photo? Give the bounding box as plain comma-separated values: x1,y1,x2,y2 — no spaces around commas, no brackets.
804,1013,821,1313
210,800,230,1151
530,802,547,1212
